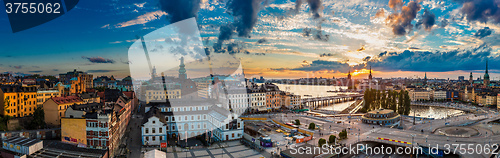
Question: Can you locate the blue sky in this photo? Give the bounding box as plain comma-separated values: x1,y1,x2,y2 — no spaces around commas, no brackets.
0,0,499,80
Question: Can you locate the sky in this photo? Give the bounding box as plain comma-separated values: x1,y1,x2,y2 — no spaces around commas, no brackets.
0,0,499,80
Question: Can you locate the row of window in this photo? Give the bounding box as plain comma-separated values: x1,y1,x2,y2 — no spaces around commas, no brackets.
159,106,209,112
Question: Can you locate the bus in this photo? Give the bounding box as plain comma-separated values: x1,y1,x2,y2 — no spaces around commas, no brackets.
286,123,298,128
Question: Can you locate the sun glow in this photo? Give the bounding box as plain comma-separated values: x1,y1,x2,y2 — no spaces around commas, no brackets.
352,69,370,76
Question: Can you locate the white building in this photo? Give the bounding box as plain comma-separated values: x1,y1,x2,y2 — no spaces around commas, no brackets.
409,90,431,101
143,99,244,144
141,107,167,146
247,88,266,113
433,90,447,101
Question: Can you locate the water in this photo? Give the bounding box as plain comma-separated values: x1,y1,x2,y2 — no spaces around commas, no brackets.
409,106,465,119
318,101,356,111
273,83,357,111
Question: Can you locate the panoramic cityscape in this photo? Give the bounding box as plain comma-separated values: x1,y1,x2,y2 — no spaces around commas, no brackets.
1,0,500,158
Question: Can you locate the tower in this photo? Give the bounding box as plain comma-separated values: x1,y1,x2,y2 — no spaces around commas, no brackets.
347,70,351,80
424,72,427,85
179,57,187,80
368,66,372,80
469,72,473,84
151,66,157,79
484,59,490,87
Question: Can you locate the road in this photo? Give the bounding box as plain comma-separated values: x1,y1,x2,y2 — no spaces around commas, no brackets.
248,111,500,158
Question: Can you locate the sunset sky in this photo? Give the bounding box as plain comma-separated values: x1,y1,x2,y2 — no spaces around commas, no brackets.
0,0,499,80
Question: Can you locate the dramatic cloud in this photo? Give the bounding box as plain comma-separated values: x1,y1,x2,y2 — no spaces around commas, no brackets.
82,56,115,64
372,9,385,19
460,0,500,24
215,0,268,52
159,0,201,23
364,44,497,72
10,65,22,69
29,71,43,73
440,19,449,28
357,46,366,51
416,9,436,31
86,70,117,73
114,10,167,28
307,0,323,19
474,27,493,39
302,28,329,41
291,0,323,18
290,60,351,72
389,0,403,11
256,38,267,44
226,0,266,37
385,1,422,35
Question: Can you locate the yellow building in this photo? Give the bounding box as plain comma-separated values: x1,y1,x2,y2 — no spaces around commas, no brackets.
43,95,83,126
36,90,61,107
145,89,181,103
0,85,38,117
61,117,87,146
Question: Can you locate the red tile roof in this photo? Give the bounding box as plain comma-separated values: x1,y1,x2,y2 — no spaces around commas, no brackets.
52,95,83,105
122,91,135,99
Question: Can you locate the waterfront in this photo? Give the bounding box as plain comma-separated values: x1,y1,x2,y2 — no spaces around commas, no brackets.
274,83,355,98
318,100,356,111
409,106,465,119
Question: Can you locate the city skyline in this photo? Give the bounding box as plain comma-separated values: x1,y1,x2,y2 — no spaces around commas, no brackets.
1,0,500,79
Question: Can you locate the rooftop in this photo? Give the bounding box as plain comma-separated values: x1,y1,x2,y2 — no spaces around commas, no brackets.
51,96,83,105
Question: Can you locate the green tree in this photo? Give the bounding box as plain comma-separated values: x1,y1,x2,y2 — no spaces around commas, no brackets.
27,107,45,130
328,135,336,144
318,138,327,147
397,90,404,114
294,119,300,125
308,122,316,130
339,129,348,139
403,91,411,115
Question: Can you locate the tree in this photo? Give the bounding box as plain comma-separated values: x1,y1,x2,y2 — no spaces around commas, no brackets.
339,129,348,139
308,122,316,130
318,138,326,147
27,107,45,130
294,119,300,125
403,90,411,115
397,90,404,114
328,135,336,144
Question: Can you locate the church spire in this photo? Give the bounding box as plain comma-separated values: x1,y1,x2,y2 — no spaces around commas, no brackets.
484,59,490,86
368,66,372,80
179,57,187,80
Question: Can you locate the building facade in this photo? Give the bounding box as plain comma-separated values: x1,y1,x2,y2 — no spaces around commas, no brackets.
43,96,83,126
0,85,38,117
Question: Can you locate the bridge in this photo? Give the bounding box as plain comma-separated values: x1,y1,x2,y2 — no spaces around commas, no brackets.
301,94,363,109
348,113,500,158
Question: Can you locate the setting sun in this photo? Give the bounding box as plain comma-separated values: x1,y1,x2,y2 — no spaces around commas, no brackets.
352,69,370,76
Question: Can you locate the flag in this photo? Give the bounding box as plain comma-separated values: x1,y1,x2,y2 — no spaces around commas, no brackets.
64,137,70,141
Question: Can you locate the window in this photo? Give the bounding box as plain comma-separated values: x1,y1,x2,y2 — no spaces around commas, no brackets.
238,123,240,128
146,137,149,141
152,128,155,133
160,136,163,140
232,133,235,138
226,124,229,129
159,127,162,133
152,136,156,141
145,128,149,133
152,121,155,124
